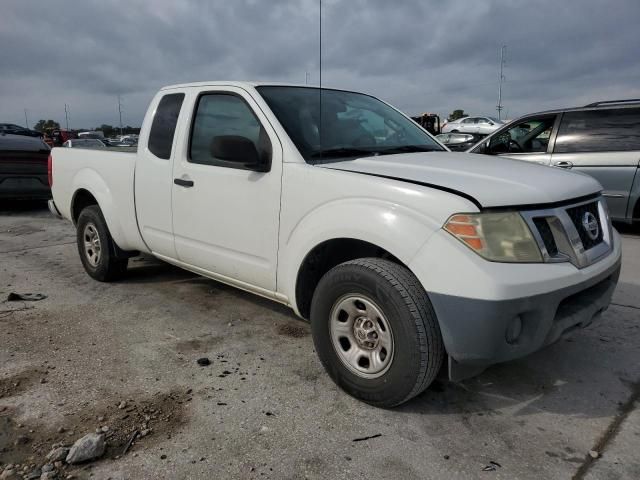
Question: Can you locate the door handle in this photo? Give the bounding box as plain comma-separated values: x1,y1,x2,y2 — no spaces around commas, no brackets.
553,161,573,169
174,178,194,187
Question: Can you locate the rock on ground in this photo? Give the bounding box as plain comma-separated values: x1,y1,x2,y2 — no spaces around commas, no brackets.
46,447,70,462
65,433,106,464
0,469,21,480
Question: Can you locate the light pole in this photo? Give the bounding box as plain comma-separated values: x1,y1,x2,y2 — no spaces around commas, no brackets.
118,95,123,136
496,45,507,121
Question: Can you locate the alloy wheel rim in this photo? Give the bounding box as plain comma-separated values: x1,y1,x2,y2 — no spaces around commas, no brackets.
329,294,394,378
83,223,101,267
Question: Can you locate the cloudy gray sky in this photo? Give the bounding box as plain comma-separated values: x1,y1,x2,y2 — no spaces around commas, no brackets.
2,0,639,129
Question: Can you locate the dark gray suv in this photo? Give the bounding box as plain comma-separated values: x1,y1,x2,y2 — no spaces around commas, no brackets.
468,99,640,224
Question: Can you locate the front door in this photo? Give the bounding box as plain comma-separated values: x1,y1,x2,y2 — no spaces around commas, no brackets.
171,88,282,291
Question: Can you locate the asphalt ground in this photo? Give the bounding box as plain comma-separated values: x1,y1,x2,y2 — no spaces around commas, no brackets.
0,200,638,479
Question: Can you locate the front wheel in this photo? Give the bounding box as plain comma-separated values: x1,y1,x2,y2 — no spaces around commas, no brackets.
76,205,128,282
310,258,444,407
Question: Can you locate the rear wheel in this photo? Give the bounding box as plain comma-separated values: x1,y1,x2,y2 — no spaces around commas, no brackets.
76,205,128,282
310,258,444,407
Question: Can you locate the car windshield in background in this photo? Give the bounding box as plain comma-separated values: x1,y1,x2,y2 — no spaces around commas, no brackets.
257,86,444,163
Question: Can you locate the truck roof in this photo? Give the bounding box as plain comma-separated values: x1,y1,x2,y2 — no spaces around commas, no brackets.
160,81,309,90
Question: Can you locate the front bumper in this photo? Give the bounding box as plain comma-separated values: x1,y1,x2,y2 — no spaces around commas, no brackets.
410,228,622,380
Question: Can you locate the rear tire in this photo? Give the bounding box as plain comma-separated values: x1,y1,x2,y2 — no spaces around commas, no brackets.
310,258,444,407
76,205,128,282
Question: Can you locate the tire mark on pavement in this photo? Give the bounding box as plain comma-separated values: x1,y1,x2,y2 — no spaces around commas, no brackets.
572,379,640,479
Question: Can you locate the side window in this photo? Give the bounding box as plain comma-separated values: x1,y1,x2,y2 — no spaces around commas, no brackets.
148,93,185,159
554,108,640,153
461,117,474,124
477,118,489,124
189,94,267,168
487,116,556,154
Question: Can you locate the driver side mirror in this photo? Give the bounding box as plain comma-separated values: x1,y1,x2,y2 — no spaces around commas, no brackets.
210,135,271,172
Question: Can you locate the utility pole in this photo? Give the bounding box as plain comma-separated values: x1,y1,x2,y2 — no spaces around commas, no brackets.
305,72,310,85
24,109,29,129
496,45,507,120
64,104,70,131
118,95,123,136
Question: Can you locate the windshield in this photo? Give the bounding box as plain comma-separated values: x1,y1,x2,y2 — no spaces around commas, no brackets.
257,86,444,163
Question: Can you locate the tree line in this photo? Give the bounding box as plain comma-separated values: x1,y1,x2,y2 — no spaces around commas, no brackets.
33,120,140,137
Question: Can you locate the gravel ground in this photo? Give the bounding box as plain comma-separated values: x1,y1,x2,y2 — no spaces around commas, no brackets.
0,201,639,480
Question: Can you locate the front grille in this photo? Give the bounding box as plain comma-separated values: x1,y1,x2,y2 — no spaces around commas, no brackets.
532,217,558,256
566,201,603,250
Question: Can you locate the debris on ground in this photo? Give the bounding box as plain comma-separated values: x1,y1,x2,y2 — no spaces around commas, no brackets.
46,446,70,462
352,433,382,442
196,357,211,366
122,430,139,455
482,461,502,471
589,450,600,459
65,432,106,464
6,292,47,302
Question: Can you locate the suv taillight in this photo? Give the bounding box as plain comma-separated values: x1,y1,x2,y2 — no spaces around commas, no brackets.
48,154,53,187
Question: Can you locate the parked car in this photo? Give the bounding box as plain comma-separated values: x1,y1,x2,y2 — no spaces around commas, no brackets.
78,131,105,139
49,82,620,407
50,129,77,147
467,99,640,224
63,138,106,149
435,133,483,151
0,123,42,138
442,116,504,134
0,133,51,200
117,137,138,147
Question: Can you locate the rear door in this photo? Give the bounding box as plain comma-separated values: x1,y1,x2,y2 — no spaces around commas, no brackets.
479,114,559,165
170,87,282,291
552,108,640,220
134,91,186,258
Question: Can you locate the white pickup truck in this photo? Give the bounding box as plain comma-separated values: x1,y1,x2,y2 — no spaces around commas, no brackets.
49,82,621,407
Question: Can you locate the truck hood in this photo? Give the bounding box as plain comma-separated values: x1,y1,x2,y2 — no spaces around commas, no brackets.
318,152,602,208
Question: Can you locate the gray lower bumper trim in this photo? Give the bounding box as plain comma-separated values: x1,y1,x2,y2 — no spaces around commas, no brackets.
430,257,621,381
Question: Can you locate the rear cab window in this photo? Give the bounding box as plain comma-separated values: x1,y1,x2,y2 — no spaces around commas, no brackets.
148,93,185,159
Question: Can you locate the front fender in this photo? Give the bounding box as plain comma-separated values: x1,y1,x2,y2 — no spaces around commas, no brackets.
279,197,444,313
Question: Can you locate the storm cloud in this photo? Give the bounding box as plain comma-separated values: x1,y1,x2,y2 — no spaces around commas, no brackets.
1,0,639,128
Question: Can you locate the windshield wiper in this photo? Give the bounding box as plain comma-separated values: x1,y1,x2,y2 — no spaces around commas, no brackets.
375,145,441,155
309,147,378,159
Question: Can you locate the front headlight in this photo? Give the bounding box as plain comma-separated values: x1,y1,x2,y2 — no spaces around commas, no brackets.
444,212,542,262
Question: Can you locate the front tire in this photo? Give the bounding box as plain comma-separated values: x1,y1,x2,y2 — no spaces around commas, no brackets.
76,205,128,282
310,258,444,407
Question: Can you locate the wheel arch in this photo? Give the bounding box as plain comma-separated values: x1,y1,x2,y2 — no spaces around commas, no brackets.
294,238,407,319
280,198,445,318
71,188,99,224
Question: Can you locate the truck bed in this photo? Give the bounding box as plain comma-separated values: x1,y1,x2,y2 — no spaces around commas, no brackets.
50,147,147,252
